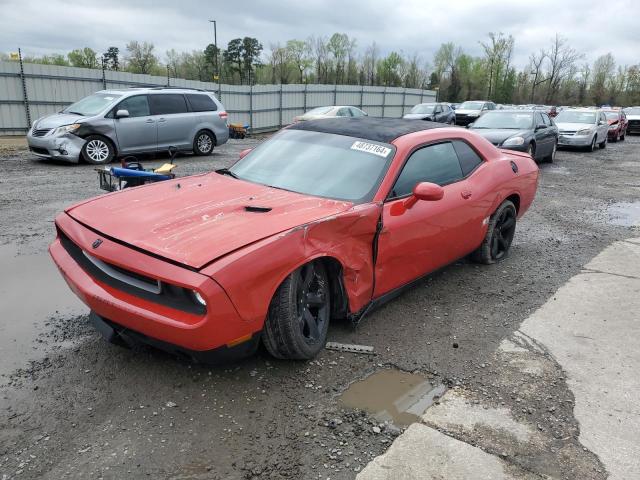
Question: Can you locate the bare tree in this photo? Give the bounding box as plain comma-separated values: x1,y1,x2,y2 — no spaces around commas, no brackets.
543,34,583,103
528,50,547,103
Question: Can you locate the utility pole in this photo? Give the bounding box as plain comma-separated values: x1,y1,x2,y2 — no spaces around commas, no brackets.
209,20,220,97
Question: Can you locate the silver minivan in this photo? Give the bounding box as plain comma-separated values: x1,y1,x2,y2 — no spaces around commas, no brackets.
27,87,229,164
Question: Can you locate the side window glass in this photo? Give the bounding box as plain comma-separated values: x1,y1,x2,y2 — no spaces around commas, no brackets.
391,142,463,198
186,94,217,112
149,94,188,115
452,140,483,176
536,113,546,127
116,95,149,117
350,108,364,117
542,113,552,126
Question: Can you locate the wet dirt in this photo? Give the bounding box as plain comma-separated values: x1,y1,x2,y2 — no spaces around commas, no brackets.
0,244,85,378
339,369,446,427
608,201,640,227
1,135,639,479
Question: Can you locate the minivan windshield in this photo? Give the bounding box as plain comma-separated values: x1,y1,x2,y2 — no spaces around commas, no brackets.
410,104,436,114
555,111,596,124
229,129,395,203
63,92,122,116
472,111,534,129
458,101,484,110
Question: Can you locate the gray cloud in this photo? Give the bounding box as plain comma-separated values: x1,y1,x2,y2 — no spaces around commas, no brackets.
1,0,638,70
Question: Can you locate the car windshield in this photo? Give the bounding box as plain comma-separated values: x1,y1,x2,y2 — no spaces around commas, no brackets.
306,106,333,115
472,112,533,129
555,111,596,124
62,92,122,116
229,129,395,203
459,101,484,110
410,104,435,114
604,112,619,120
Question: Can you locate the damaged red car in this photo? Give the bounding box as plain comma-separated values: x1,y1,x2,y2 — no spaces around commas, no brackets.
50,118,539,362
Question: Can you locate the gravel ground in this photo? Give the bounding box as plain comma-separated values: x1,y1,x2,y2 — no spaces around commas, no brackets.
0,134,639,479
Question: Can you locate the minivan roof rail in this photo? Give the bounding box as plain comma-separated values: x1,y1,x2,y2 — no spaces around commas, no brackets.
125,86,207,92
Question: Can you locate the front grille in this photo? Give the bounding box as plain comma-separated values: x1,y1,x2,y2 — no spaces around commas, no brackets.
58,228,205,315
29,146,49,155
629,120,640,127
559,131,576,136
32,128,51,137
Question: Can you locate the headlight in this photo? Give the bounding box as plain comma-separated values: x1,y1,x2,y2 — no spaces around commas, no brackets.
192,290,207,306
608,124,618,129
51,123,81,136
502,136,525,146
576,128,593,136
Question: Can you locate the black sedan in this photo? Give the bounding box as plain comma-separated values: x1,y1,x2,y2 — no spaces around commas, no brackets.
403,103,455,124
468,110,558,163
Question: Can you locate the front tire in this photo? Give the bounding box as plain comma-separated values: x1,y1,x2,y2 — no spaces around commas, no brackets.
262,261,331,360
472,200,517,265
599,136,607,149
193,130,215,156
588,136,597,152
82,136,115,165
544,141,557,163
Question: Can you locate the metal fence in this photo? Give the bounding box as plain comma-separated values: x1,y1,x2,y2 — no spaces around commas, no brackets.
0,60,436,135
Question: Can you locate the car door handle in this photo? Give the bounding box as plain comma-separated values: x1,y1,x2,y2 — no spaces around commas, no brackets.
461,190,472,199
158,118,166,123
145,119,155,123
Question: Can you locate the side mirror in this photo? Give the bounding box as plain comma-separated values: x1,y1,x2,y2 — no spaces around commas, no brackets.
535,124,545,130
404,182,444,208
115,109,130,119
598,120,606,125
238,148,253,159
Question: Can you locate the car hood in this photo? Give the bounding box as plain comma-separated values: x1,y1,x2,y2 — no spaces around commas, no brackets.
403,113,432,120
66,173,353,269
455,109,481,115
471,129,529,145
627,114,640,121
556,122,594,131
33,113,85,130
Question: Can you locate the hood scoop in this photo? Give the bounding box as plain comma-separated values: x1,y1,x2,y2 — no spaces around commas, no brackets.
244,205,272,213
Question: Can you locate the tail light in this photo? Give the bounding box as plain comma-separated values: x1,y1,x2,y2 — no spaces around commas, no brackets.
218,111,228,120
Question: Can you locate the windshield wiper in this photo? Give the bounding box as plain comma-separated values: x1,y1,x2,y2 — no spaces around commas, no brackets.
216,168,239,179
65,111,85,116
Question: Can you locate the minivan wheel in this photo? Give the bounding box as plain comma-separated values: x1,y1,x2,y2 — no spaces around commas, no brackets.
194,130,215,156
82,136,115,165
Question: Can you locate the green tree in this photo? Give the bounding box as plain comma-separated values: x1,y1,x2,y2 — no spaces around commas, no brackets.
67,48,98,69
125,41,158,74
103,47,119,71
286,40,311,83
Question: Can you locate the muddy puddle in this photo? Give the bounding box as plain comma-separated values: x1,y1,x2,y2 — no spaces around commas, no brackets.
0,244,86,378
339,369,446,427
608,202,640,227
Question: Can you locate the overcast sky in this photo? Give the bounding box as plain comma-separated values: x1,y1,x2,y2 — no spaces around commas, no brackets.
1,0,638,69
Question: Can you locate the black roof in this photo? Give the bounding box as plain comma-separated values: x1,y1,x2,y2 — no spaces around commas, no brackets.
288,117,446,143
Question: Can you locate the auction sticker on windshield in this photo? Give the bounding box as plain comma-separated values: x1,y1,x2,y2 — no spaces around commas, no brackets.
351,141,392,158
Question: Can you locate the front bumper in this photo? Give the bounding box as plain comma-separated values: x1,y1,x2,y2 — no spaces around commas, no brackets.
27,131,84,163
558,134,592,147
49,212,262,358
627,121,640,133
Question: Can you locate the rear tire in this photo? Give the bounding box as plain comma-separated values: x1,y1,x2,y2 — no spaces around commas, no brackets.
193,130,215,156
544,141,557,163
262,261,331,360
82,136,115,165
472,200,517,265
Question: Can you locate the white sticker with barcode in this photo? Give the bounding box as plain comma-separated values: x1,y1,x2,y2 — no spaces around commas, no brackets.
350,141,391,158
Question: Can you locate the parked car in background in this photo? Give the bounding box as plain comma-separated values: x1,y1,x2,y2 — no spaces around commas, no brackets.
625,107,640,134
293,106,367,122
554,109,609,151
403,103,455,124
27,88,229,164
454,101,496,126
469,110,558,162
50,118,539,361
602,109,627,142
450,103,460,110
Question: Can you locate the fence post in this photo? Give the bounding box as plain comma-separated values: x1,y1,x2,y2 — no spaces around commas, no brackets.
279,84,283,128
101,58,107,90
360,85,364,110
333,84,337,105
303,83,308,112
420,89,424,104
401,88,406,118
18,48,31,129
381,87,386,118
166,66,170,87
249,84,253,131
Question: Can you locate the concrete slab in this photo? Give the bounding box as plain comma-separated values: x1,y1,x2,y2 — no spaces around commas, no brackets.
521,238,640,480
422,390,535,444
356,423,540,480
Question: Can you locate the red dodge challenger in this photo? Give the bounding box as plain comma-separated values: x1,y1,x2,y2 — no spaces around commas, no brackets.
50,118,539,361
